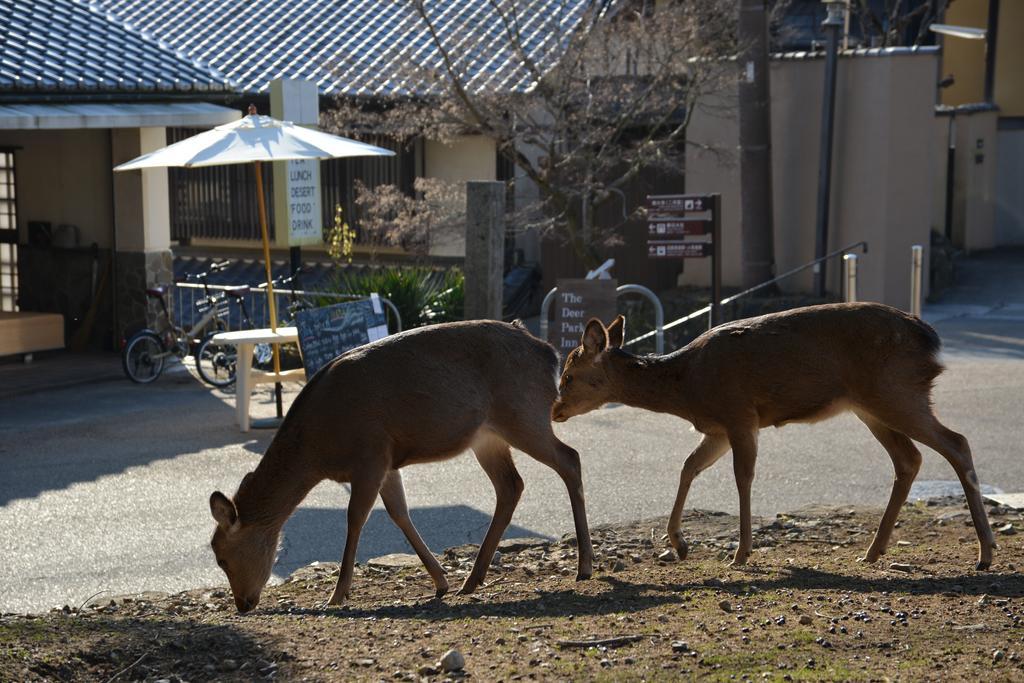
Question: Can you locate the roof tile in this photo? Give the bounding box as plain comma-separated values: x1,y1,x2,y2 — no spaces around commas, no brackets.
1,0,594,97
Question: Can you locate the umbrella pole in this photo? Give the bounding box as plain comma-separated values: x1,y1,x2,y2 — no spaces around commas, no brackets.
253,160,284,419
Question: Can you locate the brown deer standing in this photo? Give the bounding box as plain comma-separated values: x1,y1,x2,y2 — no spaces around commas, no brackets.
210,320,593,613
551,302,995,571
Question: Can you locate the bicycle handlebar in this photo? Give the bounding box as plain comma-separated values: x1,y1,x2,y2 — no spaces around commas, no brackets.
174,260,233,284
257,265,308,290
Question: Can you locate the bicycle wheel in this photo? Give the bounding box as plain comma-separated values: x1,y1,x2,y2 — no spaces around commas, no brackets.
122,330,166,384
195,333,238,388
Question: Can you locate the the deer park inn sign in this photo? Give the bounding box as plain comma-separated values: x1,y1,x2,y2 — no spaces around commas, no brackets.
551,278,618,360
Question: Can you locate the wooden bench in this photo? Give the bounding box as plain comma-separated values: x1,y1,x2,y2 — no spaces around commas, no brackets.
0,312,65,359
210,327,306,432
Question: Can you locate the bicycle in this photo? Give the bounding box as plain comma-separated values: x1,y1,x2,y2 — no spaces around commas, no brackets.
121,261,233,384
193,267,313,388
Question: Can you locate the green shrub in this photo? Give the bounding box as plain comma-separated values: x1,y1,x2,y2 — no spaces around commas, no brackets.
321,266,464,332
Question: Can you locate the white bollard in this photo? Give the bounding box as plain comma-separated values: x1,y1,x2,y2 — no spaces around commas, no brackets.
910,244,923,317
843,253,858,303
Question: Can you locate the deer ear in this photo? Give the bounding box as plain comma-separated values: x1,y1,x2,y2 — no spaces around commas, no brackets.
606,315,625,348
582,318,608,354
210,491,238,531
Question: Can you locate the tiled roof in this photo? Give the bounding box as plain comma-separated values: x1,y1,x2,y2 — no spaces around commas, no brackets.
2,0,597,97
0,0,230,92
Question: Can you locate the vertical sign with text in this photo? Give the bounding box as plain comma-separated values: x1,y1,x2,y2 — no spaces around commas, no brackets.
284,159,322,246
551,278,618,362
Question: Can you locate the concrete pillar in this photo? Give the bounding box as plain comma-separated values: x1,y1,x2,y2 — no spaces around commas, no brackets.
111,127,173,334
464,181,505,320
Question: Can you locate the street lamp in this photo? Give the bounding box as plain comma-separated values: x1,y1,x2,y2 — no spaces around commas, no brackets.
812,0,845,297
929,21,990,242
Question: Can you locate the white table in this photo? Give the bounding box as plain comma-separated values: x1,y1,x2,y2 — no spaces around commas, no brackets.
210,327,306,432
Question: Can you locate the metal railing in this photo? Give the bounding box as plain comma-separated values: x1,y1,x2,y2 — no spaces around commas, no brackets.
625,240,869,350
540,283,665,355
173,282,402,334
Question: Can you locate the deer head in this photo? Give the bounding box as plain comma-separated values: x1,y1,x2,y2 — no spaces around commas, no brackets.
551,315,625,422
209,487,279,613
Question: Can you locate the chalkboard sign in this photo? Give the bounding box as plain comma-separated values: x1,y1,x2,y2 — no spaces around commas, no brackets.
295,295,389,377
551,278,618,361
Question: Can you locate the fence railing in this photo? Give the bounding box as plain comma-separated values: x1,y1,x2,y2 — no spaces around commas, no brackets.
173,282,402,334
625,241,868,350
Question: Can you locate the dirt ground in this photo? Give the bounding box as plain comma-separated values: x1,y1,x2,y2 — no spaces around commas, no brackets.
3,499,1024,682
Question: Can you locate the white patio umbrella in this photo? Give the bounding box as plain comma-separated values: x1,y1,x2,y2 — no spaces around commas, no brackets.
114,105,394,391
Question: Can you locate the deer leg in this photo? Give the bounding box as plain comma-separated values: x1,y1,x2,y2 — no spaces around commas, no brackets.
328,468,386,605
502,425,593,582
728,428,758,566
888,410,995,570
459,435,524,595
378,469,449,598
668,433,730,559
855,414,922,563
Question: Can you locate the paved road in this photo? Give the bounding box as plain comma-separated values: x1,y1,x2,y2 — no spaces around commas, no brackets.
2,251,1023,615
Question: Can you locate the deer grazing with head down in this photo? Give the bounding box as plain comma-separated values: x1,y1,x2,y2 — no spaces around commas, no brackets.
552,302,995,571
209,320,593,613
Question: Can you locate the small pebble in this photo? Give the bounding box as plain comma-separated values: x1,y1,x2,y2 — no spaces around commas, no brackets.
439,649,465,672
719,600,733,613
799,614,812,625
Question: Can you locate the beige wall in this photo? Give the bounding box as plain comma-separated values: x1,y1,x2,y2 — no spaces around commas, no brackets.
424,136,496,183
994,1,1024,117
940,0,1023,116
685,51,938,308
424,135,496,257
940,0,988,107
111,127,171,253
953,109,999,251
0,129,114,248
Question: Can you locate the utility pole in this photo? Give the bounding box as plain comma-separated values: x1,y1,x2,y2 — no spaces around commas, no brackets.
738,0,776,289
813,0,844,297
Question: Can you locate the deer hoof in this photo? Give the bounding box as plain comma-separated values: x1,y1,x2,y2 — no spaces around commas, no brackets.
457,579,480,595
729,553,749,567
325,592,348,607
859,549,882,564
675,542,690,561
976,559,992,571
576,570,592,582
431,575,450,598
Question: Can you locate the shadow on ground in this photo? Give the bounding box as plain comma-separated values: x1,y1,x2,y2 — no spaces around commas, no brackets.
0,376,273,505
274,505,548,577
4,617,279,682
275,566,1024,622
934,317,1024,359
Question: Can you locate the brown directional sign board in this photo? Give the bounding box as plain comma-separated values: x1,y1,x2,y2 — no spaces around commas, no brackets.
647,241,713,259
646,194,712,213
647,217,711,237
645,192,722,327
551,278,618,361
645,194,714,260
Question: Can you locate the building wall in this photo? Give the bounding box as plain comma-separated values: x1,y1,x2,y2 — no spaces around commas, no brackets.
685,50,938,308
423,135,497,257
994,1,1024,117
0,129,114,248
424,136,496,183
953,108,999,251
939,0,988,107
